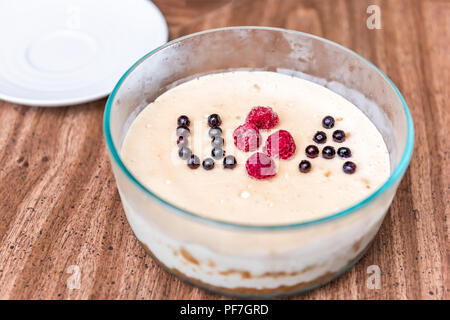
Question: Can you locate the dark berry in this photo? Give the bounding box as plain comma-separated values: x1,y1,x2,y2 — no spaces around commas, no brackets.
299,160,311,173
208,127,222,138
322,116,335,129
332,130,346,143
305,145,319,158
337,147,352,158
177,136,188,148
343,161,357,174
211,136,224,148
208,114,222,128
223,155,237,169
202,158,215,170
178,147,191,160
313,131,327,144
211,147,225,160
177,115,190,127
187,155,200,169
322,146,336,159
176,126,190,137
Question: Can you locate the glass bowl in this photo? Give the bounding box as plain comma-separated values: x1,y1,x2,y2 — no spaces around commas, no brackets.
103,27,414,297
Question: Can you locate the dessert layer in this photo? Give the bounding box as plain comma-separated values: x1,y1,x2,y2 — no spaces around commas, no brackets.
139,240,372,297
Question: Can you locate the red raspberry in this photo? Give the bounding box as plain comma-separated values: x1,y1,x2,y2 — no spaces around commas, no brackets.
233,122,262,152
263,130,296,160
246,106,279,129
245,152,277,180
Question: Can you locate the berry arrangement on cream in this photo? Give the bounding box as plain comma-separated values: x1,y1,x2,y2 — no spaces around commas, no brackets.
121,71,390,225
175,113,237,171
175,107,357,179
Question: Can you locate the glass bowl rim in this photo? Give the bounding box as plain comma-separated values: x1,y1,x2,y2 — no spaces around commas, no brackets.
103,26,414,231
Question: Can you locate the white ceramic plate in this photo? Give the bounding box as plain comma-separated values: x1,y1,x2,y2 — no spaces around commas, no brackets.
0,0,168,106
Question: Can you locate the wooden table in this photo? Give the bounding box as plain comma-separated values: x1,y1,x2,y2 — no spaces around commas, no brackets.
0,0,448,300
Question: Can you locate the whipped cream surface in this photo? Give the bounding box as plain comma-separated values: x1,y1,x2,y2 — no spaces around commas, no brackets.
121,71,390,225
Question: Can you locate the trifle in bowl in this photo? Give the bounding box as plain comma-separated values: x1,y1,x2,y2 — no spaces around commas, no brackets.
104,27,414,297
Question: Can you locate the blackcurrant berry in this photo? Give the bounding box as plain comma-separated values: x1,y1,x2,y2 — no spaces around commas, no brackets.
332,130,346,143
313,131,327,144
343,161,357,174
322,116,335,129
223,155,237,169
212,148,225,159
299,160,311,173
176,126,190,137
177,136,188,148
177,115,190,127
337,147,352,158
305,145,319,158
208,114,222,128
322,146,336,159
209,127,222,138
178,147,191,160
202,158,215,170
187,155,200,169
212,136,224,148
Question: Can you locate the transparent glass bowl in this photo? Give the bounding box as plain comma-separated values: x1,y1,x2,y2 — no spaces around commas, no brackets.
104,27,414,297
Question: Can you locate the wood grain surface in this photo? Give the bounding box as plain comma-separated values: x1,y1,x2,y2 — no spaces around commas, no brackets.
0,0,448,300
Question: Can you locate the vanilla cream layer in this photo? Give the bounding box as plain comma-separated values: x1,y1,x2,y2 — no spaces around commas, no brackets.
121,71,390,225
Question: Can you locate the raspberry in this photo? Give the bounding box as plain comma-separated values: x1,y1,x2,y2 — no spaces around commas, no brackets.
245,152,277,180
233,122,262,152
263,130,296,160
246,106,279,129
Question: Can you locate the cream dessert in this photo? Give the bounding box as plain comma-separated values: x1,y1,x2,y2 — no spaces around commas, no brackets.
121,71,390,225
118,71,392,295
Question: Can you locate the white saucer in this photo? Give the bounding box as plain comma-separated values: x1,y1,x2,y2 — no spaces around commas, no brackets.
0,0,168,106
